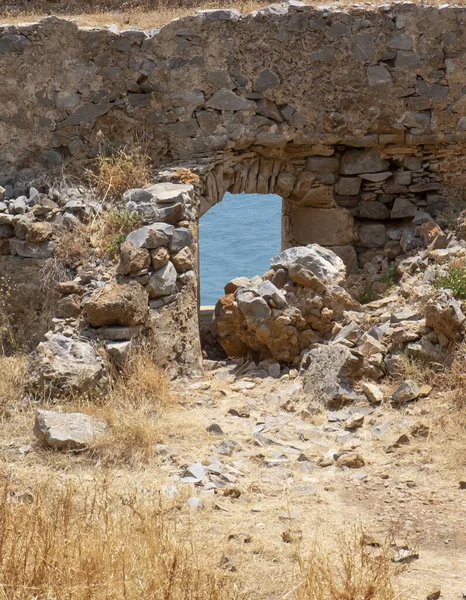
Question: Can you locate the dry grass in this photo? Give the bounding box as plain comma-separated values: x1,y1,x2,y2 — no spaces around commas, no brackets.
296,528,406,600
0,476,242,600
0,355,26,419
89,146,151,203
3,0,273,28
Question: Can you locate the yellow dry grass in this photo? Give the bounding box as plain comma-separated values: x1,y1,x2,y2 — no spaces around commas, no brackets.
296,528,406,600
0,476,243,600
89,146,151,203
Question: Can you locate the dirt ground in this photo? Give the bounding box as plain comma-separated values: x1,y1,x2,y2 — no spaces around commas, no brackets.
4,360,466,599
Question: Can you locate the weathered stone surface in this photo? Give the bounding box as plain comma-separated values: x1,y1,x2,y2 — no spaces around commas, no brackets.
9,238,54,258
117,241,151,275
125,223,174,249
271,244,346,285
206,90,254,111
302,344,363,408
340,149,389,175
146,261,177,298
392,380,420,405
25,222,53,243
172,246,194,273
83,282,149,327
359,201,390,220
358,223,387,248
150,246,170,270
34,409,108,450
289,206,355,246
425,291,466,341
391,198,417,219
26,334,108,397
336,177,361,196
169,227,193,253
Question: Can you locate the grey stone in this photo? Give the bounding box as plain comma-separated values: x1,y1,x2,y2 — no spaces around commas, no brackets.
206,91,254,111
387,32,414,50
98,326,143,340
395,50,420,68
26,333,109,397
257,280,287,308
391,308,421,323
10,197,27,214
306,156,339,173
9,239,54,258
359,201,390,219
336,177,361,196
126,223,174,249
254,69,280,92
0,34,30,54
392,380,420,405
340,148,389,175
270,244,346,284
328,22,351,38
197,9,240,20
391,197,417,218
146,261,177,298
236,290,271,324
106,340,131,364
207,70,234,89
400,229,422,252
61,103,113,126
169,227,193,253
302,344,363,409
351,33,376,61
415,81,449,98
367,65,392,86
34,409,108,450
358,223,387,248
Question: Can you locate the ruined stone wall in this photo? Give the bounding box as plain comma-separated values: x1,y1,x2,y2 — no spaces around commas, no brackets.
3,3,466,370
1,4,466,261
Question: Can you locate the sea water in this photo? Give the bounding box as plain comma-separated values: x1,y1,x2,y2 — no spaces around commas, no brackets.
199,192,282,306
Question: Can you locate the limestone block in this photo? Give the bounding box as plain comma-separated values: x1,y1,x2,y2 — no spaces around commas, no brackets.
289,206,355,246
125,223,174,249
206,91,255,111
34,409,108,450
169,227,193,253
9,238,54,258
306,156,339,173
150,246,170,270
357,223,387,248
336,177,361,196
84,282,149,327
26,334,109,397
340,148,390,175
117,241,151,275
146,262,177,298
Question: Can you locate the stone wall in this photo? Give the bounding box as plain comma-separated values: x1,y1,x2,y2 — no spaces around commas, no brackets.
3,2,466,372
1,4,466,260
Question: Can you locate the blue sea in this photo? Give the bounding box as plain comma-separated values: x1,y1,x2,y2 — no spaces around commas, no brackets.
199,193,282,306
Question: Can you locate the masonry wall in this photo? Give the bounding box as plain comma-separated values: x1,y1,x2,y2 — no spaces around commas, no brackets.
1,4,466,261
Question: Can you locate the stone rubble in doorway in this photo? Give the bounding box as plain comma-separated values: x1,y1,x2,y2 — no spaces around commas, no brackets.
215,207,466,409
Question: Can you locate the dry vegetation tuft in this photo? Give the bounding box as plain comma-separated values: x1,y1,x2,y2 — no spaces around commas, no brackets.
0,477,242,600
0,355,26,418
297,528,406,600
89,146,151,203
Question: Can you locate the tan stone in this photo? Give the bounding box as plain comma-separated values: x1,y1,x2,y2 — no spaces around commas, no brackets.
25,222,53,244
83,281,148,327
289,206,355,246
150,246,170,270
117,241,150,276
172,246,194,273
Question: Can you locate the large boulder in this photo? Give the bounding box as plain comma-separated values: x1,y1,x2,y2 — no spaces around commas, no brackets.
34,409,108,450
270,244,346,285
26,333,109,397
83,281,148,327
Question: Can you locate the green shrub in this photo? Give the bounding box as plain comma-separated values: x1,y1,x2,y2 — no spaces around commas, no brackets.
434,267,466,299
